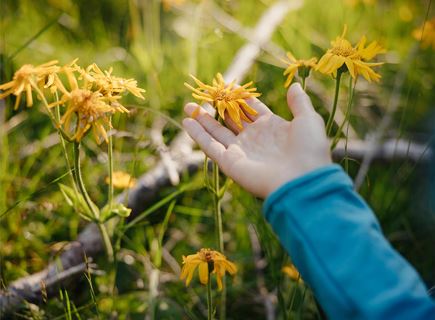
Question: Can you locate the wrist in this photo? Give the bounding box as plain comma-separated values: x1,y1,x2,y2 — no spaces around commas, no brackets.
265,157,332,198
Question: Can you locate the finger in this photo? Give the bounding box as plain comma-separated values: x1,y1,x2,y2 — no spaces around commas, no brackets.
182,118,226,163
184,103,235,147
287,83,316,117
245,97,272,118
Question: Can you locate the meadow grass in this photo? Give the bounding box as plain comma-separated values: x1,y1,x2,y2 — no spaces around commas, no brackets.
0,0,434,319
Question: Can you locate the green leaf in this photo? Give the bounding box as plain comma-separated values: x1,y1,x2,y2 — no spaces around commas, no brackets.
100,203,132,222
58,183,94,220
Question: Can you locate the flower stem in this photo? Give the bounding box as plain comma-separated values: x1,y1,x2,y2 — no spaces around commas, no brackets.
325,71,343,136
207,277,213,320
31,84,73,142
212,161,224,252
301,76,306,91
330,75,355,151
53,94,76,190
108,119,114,211
344,77,356,173
212,160,226,320
73,141,114,261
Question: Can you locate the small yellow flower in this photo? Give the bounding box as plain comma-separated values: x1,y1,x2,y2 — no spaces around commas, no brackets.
412,18,435,50
282,264,303,283
0,60,59,109
180,248,237,291
316,26,385,82
185,73,261,129
106,171,136,189
282,52,317,88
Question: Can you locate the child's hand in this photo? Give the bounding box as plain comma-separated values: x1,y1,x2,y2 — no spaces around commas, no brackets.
182,83,331,198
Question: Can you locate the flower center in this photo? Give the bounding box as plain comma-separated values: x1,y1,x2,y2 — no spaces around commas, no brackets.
200,248,214,262
70,89,104,121
214,89,231,102
331,45,359,58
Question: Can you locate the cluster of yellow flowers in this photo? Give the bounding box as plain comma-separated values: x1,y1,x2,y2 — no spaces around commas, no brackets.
0,59,145,144
283,25,385,87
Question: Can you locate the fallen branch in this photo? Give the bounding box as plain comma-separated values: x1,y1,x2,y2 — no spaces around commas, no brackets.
332,138,432,163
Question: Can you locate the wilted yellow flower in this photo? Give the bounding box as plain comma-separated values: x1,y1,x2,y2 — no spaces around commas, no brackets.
180,248,237,291
282,52,317,88
0,60,59,109
282,264,303,283
185,73,261,129
52,66,129,144
81,64,145,99
106,171,136,189
413,18,435,50
316,26,384,82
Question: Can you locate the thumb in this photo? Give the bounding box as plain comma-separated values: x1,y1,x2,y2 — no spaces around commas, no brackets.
286,83,315,117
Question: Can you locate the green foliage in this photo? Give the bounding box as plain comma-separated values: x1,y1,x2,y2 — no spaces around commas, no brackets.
0,0,434,319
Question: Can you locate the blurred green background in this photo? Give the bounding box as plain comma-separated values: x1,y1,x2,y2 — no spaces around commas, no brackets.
0,0,434,319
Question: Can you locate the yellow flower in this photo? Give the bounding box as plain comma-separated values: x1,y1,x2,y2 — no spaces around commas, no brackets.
180,248,237,291
185,73,261,129
316,26,384,82
54,66,129,144
82,64,146,99
282,264,303,283
0,60,59,109
412,18,435,50
282,52,317,88
106,171,136,189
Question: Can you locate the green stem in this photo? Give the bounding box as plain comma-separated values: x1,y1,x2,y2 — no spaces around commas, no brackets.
344,77,357,173
207,276,213,320
54,94,76,191
330,75,355,151
31,84,73,142
325,71,343,136
212,161,224,252
73,141,114,261
212,160,226,320
108,120,114,211
301,76,306,91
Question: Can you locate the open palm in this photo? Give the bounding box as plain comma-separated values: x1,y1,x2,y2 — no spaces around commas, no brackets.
183,83,331,198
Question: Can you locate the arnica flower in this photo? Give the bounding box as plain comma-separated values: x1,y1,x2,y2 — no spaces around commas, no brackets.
316,26,385,82
180,248,237,291
106,171,136,189
81,64,145,99
282,52,317,88
412,18,435,50
282,264,303,283
53,65,131,144
0,60,59,109
185,73,261,129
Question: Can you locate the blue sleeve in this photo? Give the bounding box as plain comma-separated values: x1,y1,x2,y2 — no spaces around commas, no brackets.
263,164,435,320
